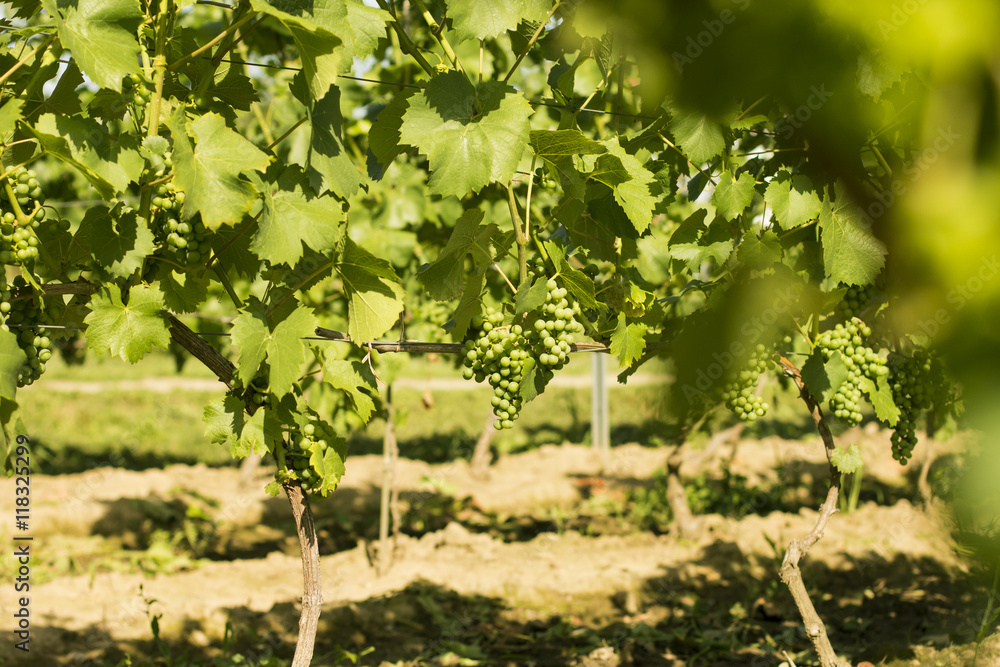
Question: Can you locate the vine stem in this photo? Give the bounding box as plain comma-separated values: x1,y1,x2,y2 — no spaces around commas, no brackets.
492,263,517,294
166,11,258,72
523,153,538,250
0,34,55,89
282,481,323,667
410,0,462,73
506,184,528,287
374,0,436,77
775,355,850,667
503,1,561,83
145,0,173,140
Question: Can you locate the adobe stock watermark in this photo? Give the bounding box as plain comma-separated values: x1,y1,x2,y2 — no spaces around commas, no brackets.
918,253,1000,339
859,125,960,225
671,0,751,73
877,0,930,39
774,84,835,139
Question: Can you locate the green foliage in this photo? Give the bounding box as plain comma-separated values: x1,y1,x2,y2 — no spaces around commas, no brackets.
84,284,171,363
400,72,533,197
0,0,964,497
831,443,863,475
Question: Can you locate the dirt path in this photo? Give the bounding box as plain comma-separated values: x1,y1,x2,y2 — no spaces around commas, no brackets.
0,435,981,666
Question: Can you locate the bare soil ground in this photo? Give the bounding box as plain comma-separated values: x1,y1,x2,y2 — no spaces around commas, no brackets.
1,429,995,667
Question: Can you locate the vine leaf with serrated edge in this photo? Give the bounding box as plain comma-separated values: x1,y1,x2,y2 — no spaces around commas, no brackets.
40,0,142,91
610,312,647,368
230,296,319,395
764,171,822,228
669,108,725,165
321,359,379,422
818,196,887,287
84,284,172,363
418,209,510,338
167,110,271,229
712,169,756,221
831,442,863,474
449,0,551,42
0,331,27,400
800,349,849,405
249,170,346,267
400,71,533,198
334,237,406,345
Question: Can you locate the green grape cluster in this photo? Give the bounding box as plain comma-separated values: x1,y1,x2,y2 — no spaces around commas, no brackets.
816,318,888,427
1,167,47,265
837,283,876,319
721,344,772,422
0,278,52,387
462,278,583,429
122,73,151,109
151,181,206,266
462,309,527,430
887,350,933,464
526,280,580,371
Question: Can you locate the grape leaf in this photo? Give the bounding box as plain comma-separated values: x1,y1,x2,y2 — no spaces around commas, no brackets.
335,237,405,344
517,356,543,405
529,129,607,158
0,331,27,400
400,71,532,197
77,205,155,279
0,99,24,139
419,209,499,300
155,266,209,313
313,439,348,493
41,0,142,91
167,110,271,229
250,0,346,98
712,170,756,220
84,284,171,363
818,198,887,286
250,0,387,98
587,139,656,234
203,395,269,458
290,79,365,198
230,297,319,395
449,0,551,42
252,184,346,266
860,375,901,426
367,88,417,179
856,52,901,102
669,241,733,270
765,171,822,228
545,240,599,311
738,230,782,270
515,275,548,315
26,114,143,198
800,349,849,404
322,359,378,421
669,109,725,165
203,394,244,444
0,398,26,475
831,443,863,475
610,313,646,368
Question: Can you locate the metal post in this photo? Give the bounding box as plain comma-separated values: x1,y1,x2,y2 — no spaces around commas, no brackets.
592,352,610,456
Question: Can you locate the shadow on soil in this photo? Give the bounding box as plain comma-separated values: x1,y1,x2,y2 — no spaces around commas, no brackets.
25,548,987,667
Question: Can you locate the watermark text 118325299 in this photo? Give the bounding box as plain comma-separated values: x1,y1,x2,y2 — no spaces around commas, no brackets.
12,434,32,653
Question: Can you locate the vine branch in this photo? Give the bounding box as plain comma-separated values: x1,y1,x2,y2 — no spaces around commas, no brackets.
283,481,323,667
374,0,436,77
775,355,849,667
